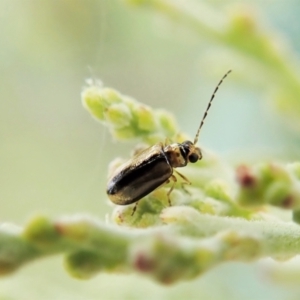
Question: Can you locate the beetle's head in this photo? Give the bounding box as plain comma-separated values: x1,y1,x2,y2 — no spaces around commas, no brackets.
181,140,202,163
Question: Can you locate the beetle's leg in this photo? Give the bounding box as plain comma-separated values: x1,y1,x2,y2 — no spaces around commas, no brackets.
132,145,147,156
174,170,191,185
131,202,138,216
164,137,172,147
166,174,177,206
174,170,191,194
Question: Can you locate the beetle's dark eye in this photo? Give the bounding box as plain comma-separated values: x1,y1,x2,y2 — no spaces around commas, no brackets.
189,153,199,163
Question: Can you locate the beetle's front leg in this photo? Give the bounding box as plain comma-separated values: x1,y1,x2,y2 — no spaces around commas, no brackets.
174,170,192,195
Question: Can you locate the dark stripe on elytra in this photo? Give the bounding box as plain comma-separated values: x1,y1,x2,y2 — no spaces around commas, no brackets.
108,151,168,194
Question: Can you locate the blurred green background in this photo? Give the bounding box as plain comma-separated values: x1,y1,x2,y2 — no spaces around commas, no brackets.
1,0,300,299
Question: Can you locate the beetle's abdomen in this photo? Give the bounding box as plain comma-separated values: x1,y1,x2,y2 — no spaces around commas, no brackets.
107,155,172,205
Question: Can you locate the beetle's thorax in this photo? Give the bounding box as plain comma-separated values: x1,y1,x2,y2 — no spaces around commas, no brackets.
163,140,202,168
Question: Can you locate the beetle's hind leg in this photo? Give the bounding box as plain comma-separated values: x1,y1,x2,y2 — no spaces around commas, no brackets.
131,202,138,216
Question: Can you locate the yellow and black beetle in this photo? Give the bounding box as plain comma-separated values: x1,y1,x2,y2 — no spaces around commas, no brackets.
107,70,231,213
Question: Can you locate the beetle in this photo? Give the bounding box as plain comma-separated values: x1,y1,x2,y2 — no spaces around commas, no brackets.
107,70,232,214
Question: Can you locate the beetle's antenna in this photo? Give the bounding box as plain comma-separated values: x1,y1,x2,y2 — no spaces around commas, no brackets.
193,70,232,145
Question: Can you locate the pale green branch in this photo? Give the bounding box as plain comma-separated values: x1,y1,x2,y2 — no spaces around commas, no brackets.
1,211,300,283
124,0,300,129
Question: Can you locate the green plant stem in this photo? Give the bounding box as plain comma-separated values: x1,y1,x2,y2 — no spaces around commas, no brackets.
1,211,300,283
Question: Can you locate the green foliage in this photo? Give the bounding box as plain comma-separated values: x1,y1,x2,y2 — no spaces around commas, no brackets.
2,74,300,284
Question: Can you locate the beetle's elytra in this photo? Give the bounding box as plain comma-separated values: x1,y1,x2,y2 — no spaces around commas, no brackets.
107,70,232,213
